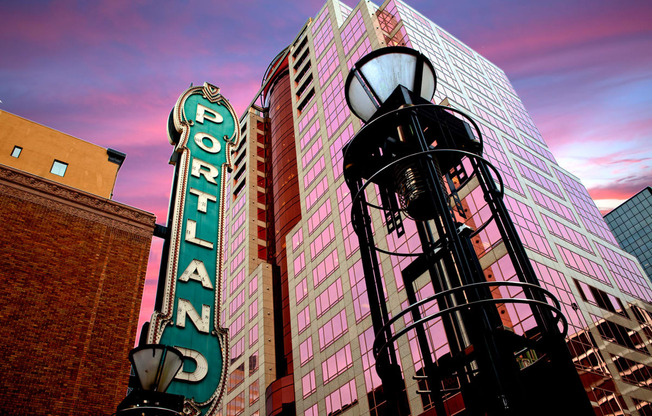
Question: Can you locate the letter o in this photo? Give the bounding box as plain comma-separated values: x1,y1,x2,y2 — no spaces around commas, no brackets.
194,132,221,154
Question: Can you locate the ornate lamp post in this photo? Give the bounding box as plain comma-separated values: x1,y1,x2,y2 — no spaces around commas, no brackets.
116,344,185,416
342,47,593,415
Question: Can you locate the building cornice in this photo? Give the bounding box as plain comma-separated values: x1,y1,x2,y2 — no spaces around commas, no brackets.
0,163,156,237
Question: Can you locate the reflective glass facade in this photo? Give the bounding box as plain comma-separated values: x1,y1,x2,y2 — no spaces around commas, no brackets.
218,1,652,415
604,187,652,281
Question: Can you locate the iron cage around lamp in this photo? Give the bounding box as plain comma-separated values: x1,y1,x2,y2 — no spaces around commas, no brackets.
342,47,594,416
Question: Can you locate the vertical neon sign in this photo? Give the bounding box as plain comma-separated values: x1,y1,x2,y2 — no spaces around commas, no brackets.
149,83,238,415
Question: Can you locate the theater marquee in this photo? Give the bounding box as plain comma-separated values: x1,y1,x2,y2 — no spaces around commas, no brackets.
149,82,239,415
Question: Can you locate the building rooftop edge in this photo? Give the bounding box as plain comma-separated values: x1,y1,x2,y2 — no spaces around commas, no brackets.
604,186,652,218
0,109,126,159
0,162,156,229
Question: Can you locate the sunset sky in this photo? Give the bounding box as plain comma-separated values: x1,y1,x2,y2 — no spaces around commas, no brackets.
1,0,650,335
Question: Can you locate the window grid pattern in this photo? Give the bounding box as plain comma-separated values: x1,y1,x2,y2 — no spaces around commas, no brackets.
318,308,348,351
229,289,246,315
298,305,311,334
542,214,594,254
305,403,318,416
478,124,524,195
311,7,328,35
592,314,650,356
293,228,304,251
231,312,245,336
308,198,332,234
322,72,350,137
230,248,245,275
300,118,321,149
313,248,339,288
317,43,339,87
249,324,258,347
231,337,244,361
303,156,326,190
310,222,336,259
341,10,365,56
349,259,371,322
596,243,652,302
300,336,314,366
302,370,317,398
515,160,563,198
556,244,611,285
249,299,258,320
345,37,372,75
315,278,344,318
294,252,306,277
358,326,382,391
313,16,334,59
231,227,246,253
296,277,308,304
322,344,353,384
497,87,540,139
504,195,554,259
325,379,357,415
555,168,617,244
306,176,329,211
611,355,652,388
474,104,516,137
336,181,359,259
227,391,245,416
230,269,246,295
506,139,551,175
249,380,260,405
527,186,578,226
531,260,588,332
604,189,652,279
249,275,258,296
436,27,473,57
298,103,318,133
329,123,354,179
301,136,323,170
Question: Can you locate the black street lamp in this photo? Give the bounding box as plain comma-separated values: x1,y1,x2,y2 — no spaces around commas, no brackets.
342,46,594,415
116,344,185,416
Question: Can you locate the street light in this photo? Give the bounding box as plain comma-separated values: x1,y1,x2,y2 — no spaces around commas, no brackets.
116,344,185,416
342,46,594,415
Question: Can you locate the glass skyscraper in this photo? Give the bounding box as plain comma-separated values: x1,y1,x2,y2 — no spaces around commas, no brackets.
604,187,652,281
216,1,652,415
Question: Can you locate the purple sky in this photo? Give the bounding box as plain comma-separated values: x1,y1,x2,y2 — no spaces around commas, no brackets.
1,0,650,335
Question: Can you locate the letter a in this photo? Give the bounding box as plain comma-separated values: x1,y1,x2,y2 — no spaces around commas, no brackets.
179,259,214,289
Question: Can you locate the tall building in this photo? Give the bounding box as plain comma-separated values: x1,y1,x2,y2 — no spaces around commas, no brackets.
604,187,652,281
0,111,155,415
214,1,652,415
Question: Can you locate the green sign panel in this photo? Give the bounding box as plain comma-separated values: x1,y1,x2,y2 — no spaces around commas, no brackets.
149,83,238,415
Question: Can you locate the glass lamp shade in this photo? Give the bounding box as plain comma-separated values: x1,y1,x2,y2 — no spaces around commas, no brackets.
129,344,184,393
345,46,437,122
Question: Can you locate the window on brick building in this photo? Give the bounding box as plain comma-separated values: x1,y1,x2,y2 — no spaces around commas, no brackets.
11,146,22,158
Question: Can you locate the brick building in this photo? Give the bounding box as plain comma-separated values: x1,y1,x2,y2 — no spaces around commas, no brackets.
0,111,155,415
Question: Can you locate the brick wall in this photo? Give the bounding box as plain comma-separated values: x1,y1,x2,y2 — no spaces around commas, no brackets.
0,165,155,415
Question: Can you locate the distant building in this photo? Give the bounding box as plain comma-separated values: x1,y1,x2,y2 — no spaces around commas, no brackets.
0,110,155,415
604,187,652,281
207,1,652,415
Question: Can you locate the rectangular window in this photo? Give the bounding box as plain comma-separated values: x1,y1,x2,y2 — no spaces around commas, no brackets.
11,146,22,158
50,160,68,177
322,344,353,384
325,379,357,415
302,370,316,398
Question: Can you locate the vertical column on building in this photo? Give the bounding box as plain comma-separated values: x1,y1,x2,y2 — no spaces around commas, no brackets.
263,53,301,416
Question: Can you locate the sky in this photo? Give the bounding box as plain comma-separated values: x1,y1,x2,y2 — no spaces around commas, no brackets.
1,0,650,337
